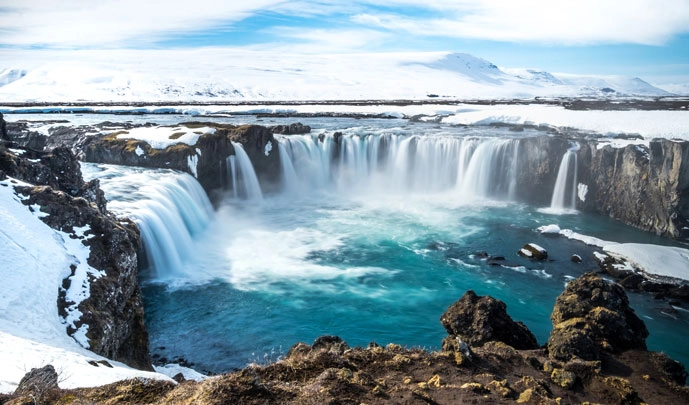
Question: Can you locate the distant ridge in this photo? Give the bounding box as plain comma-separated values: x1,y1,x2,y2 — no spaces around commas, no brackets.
0,50,672,102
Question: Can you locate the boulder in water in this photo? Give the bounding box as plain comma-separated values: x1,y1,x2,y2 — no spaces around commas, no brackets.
547,272,648,361
518,243,548,260
440,290,539,350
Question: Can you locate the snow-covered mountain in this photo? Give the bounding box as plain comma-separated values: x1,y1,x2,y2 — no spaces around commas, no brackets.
0,50,672,102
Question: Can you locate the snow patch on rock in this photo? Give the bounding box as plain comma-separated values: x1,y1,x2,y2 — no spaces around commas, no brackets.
577,183,588,202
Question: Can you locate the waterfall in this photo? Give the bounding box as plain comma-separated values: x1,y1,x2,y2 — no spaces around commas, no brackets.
549,145,579,212
227,142,263,200
277,133,520,200
80,163,214,278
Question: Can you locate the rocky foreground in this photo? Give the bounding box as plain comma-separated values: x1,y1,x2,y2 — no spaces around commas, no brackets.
1,273,687,404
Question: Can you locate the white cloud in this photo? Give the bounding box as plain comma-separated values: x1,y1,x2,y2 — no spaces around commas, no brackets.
353,0,689,45
1,0,688,49
0,0,285,47
267,27,391,52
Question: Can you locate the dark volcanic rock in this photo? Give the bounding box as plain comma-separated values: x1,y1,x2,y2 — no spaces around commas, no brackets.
14,365,59,396
0,112,7,145
578,139,689,238
4,121,48,150
16,185,151,370
548,272,648,361
269,122,311,135
514,135,570,206
518,243,548,260
440,290,539,350
80,123,285,194
1,147,151,370
227,125,281,190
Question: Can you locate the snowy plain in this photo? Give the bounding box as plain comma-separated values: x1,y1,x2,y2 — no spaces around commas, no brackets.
0,50,679,102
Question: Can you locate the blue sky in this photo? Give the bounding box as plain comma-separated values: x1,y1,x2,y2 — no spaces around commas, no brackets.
1,0,688,83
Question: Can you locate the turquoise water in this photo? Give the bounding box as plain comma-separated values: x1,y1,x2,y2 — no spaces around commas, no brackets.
139,192,688,374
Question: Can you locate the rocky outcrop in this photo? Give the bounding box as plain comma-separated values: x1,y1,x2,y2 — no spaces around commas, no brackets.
269,122,311,135
547,272,648,361
440,290,539,350
227,125,281,190
31,273,689,404
514,135,571,206
4,120,49,150
578,139,689,239
518,243,548,260
0,146,151,370
0,112,7,145
78,123,282,194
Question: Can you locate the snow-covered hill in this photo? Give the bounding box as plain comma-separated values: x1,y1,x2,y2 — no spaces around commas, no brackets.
0,50,672,102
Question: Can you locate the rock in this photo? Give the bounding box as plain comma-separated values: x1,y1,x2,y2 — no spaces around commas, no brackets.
460,382,487,393
227,125,281,189
3,120,49,150
0,112,7,146
651,352,688,385
14,365,59,396
518,243,548,260
440,290,539,350
548,273,648,361
550,368,577,389
1,147,151,370
619,273,645,289
571,254,582,263
577,139,689,238
601,376,641,403
17,184,152,370
269,122,311,135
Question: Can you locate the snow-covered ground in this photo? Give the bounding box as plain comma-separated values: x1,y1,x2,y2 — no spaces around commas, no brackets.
0,50,676,102
0,178,182,393
538,224,689,281
3,102,689,142
118,125,216,149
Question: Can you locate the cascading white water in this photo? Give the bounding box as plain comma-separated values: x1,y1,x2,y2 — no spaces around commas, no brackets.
550,145,579,212
227,142,263,200
277,133,520,200
80,163,214,278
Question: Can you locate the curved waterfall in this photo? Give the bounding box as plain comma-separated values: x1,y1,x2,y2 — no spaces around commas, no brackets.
277,133,521,200
227,142,263,200
81,163,214,278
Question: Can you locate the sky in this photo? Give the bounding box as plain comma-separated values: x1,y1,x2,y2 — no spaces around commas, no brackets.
0,0,688,84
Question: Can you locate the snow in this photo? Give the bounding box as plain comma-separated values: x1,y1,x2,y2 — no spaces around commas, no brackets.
0,50,673,102
154,364,207,382
538,223,689,281
60,223,104,350
519,248,533,257
0,179,172,393
537,224,561,234
441,104,689,141
577,183,588,202
117,126,215,149
264,141,272,157
3,102,687,142
187,154,198,178
604,244,689,281
529,243,547,253
134,145,145,157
